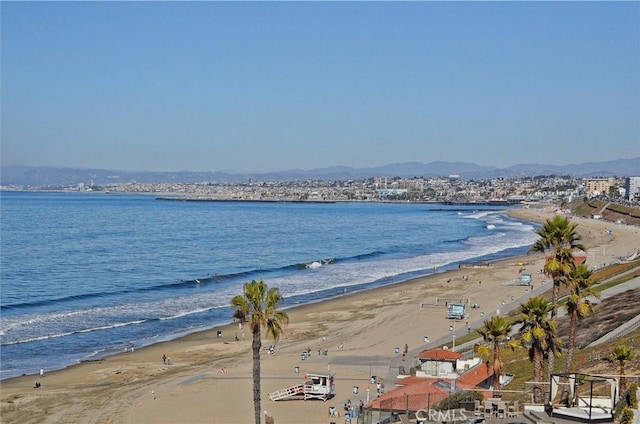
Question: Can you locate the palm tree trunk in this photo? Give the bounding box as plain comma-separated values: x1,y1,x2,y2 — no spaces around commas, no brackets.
620,364,627,393
494,343,501,392
547,349,555,391
252,326,262,424
551,280,560,318
534,347,544,404
547,279,559,385
565,311,578,373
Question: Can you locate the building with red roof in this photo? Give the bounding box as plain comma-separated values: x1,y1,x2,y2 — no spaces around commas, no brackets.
414,347,464,378
363,347,508,419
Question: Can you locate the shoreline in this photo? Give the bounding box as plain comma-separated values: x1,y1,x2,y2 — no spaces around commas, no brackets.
0,209,533,382
155,196,522,207
0,247,531,382
2,207,638,424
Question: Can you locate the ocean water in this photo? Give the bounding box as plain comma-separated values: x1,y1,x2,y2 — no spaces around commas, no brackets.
0,191,538,379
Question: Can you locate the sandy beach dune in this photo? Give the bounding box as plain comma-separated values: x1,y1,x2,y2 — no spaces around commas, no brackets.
1,207,638,424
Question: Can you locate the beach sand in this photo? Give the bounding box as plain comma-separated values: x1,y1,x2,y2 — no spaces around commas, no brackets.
1,207,638,424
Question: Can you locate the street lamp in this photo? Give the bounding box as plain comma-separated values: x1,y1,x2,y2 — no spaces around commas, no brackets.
449,325,456,352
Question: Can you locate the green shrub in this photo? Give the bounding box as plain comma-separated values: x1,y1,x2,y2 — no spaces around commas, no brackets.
614,398,628,420
619,407,634,424
629,383,638,409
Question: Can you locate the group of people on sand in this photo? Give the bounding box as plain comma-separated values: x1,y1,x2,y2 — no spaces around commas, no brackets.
337,399,364,420
34,368,45,388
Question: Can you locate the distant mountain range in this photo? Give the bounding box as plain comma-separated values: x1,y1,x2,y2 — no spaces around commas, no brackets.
2,157,639,186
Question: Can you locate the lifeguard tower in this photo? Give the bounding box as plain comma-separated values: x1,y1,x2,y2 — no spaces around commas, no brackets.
268,372,335,401
446,303,467,320
519,273,532,286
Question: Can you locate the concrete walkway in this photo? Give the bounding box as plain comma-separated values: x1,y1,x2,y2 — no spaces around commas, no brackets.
387,267,640,379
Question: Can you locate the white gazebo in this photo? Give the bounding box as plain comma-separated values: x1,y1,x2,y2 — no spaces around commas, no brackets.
548,373,616,423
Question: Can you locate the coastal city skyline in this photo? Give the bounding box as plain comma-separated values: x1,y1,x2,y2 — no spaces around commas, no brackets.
2,2,639,173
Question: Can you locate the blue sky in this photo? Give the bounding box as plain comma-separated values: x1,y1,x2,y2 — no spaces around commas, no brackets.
2,2,639,173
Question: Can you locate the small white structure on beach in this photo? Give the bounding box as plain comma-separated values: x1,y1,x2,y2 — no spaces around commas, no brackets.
519,273,532,285
446,303,467,320
269,372,335,401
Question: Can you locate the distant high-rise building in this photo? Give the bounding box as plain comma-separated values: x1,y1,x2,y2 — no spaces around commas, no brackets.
626,177,640,201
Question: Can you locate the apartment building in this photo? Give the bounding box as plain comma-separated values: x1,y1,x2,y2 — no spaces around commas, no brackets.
584,177,614,197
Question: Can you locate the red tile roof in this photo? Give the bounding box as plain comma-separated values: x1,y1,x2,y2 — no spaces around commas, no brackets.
394,375,431,386
365,380,450,412
368,362,498,412
416,348,463,361
545,250,587,265
455,362,494,389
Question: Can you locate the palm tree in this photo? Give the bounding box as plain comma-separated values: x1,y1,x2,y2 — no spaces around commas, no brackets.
517,296,561,404
564,264,599,373
612,345,636,394
477,315,513,393
530,215,585,317
529,215,585,382
231,279,289,424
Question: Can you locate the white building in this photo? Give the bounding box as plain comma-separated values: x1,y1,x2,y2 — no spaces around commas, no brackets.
626,176,640,201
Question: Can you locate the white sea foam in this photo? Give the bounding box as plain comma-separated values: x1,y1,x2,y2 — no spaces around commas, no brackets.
158,305,225,321
272,222,536,299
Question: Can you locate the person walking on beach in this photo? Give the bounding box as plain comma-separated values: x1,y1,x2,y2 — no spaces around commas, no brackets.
163,354,167,364
40,368,44,378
